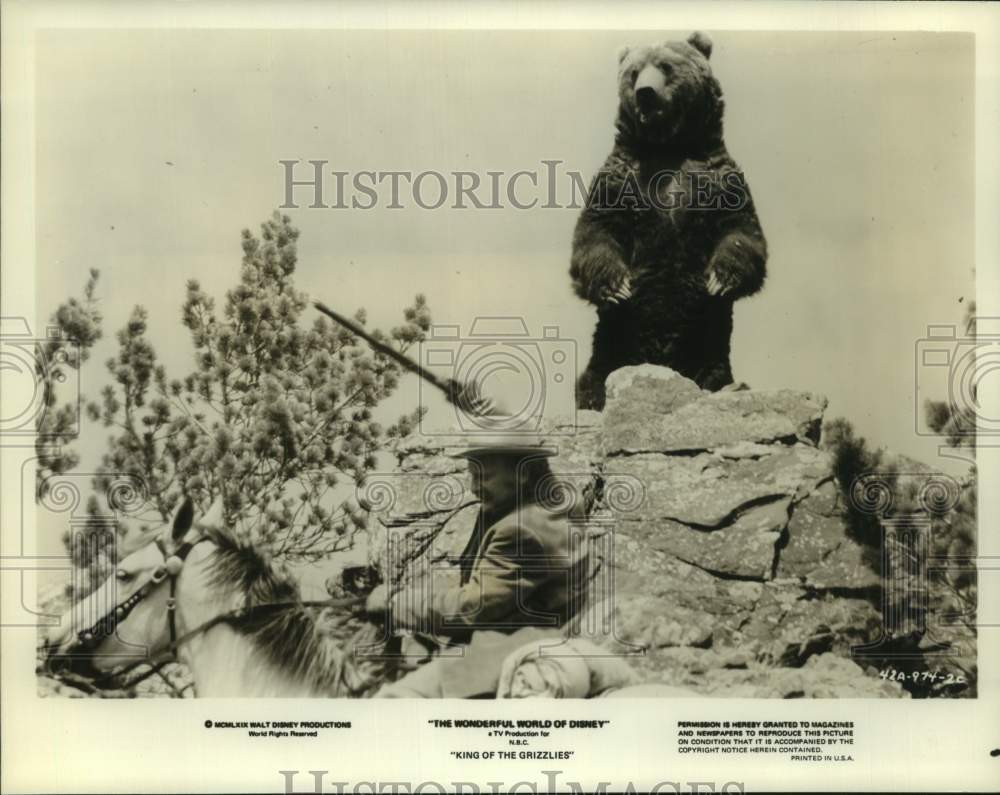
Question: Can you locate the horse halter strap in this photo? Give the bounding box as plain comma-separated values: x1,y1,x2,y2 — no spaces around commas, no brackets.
154,536,199,651
76,536,201,650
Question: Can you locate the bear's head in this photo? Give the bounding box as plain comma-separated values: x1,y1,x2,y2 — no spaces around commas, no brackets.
616,31,724,149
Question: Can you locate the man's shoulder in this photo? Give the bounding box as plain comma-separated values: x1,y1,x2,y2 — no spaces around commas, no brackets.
488,502,575,546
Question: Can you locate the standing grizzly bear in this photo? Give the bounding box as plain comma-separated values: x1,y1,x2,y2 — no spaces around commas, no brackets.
572,32,767,410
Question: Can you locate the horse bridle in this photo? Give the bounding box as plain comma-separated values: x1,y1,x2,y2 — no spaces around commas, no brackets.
52,534,211,692
74,535,204,653
50,533,365,693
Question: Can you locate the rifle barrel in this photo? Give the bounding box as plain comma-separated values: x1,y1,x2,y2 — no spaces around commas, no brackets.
313,300,458,401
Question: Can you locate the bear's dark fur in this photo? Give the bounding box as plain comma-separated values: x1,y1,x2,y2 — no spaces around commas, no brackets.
571,32,767,410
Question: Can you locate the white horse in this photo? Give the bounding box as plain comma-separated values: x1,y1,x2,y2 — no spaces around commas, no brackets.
43,498,381,697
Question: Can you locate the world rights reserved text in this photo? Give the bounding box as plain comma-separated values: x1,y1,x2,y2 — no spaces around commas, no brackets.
204,719,351,739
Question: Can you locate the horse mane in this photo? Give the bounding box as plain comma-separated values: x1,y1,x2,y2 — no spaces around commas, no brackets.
199,526,380,696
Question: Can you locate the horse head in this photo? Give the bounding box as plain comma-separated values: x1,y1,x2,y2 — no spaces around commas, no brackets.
43,496,213,680
43,496,381,697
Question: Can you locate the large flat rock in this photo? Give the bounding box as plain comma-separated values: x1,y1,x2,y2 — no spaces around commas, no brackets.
606,444,831,527
621,498,792,580
604,366,705,417
602,371,827,455
778,480,880,590
573,543,764,656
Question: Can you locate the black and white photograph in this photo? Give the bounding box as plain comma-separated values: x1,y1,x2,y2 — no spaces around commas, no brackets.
2,2,998,793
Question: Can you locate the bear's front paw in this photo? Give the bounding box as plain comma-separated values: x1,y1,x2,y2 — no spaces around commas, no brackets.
706,251,751,296
705,268,734,296
598,272,633,305
705,233,766,298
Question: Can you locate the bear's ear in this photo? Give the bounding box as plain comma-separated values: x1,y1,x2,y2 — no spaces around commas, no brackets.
618,46,631,65
687,31,713,59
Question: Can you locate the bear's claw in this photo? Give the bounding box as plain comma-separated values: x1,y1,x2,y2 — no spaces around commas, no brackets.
601,275,633,305
706,270,736,296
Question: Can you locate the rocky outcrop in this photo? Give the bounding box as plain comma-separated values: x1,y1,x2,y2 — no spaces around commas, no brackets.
368,365,908,698
38,365,912,698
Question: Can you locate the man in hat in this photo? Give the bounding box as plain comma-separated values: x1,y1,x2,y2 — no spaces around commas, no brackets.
365,430,591,698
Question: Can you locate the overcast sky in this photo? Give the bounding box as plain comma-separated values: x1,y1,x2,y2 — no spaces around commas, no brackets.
35,28,975,530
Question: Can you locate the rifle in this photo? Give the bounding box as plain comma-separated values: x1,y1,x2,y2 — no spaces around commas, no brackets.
313,301,497,416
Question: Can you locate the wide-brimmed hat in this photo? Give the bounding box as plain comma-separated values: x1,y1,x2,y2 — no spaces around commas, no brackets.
451,429,557,460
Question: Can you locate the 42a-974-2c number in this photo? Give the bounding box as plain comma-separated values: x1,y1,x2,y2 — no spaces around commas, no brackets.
878,667,967,686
